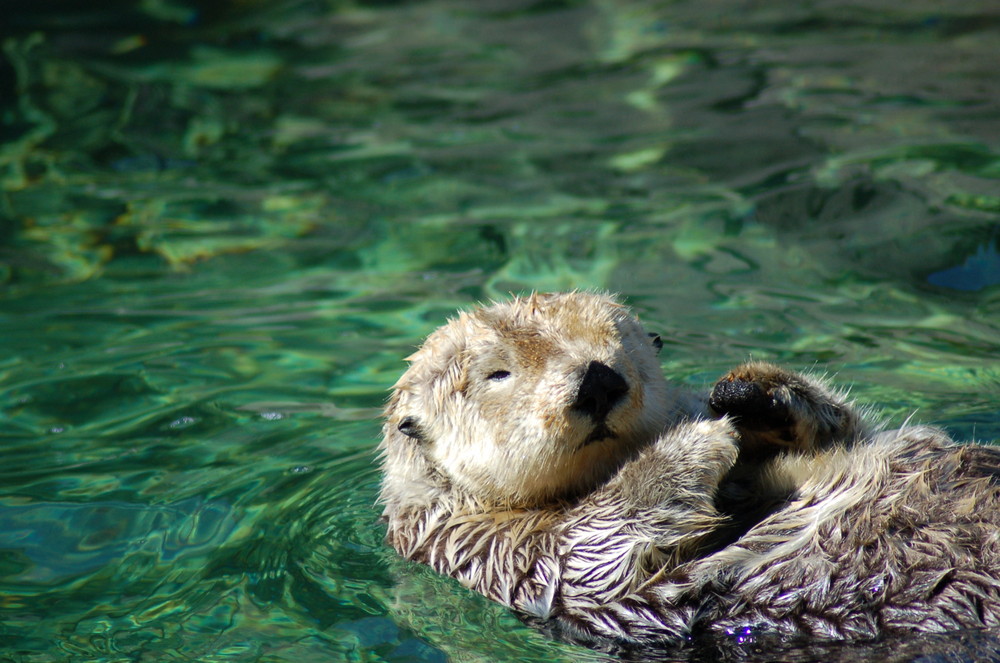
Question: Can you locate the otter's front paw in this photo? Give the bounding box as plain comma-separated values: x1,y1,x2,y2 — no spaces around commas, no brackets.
709,362,863,455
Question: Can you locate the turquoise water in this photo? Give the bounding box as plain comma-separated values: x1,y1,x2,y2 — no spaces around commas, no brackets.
1,1,999,661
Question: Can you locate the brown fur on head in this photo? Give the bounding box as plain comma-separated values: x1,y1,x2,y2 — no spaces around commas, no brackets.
380,292,681,510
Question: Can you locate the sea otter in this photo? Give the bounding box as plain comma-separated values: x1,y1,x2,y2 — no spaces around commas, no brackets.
378,291,1000,647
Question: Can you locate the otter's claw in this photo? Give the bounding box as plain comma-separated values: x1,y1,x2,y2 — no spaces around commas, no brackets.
710,377,793,431
710,362,864,455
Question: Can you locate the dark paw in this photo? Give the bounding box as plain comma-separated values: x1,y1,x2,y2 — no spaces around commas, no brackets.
709,361,864,453
709,376,794,432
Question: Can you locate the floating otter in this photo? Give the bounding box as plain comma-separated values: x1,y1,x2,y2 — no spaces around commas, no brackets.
378,291,1000,647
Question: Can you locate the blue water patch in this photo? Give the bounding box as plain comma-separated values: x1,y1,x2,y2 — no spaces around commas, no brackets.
0,498,236,585
927,242,1000,291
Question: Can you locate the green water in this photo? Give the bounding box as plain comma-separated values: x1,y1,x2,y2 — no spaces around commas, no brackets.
1,1,998,661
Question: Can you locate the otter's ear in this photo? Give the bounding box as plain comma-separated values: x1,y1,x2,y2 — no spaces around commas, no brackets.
648,332,663,355
397,416,423,441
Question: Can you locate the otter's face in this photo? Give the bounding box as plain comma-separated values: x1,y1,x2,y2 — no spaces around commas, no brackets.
382,292,674,507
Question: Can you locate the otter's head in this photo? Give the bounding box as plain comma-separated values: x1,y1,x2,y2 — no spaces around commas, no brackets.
380,292,679,510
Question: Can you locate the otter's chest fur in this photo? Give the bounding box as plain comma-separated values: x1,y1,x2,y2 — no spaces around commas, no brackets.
387,428,1000,646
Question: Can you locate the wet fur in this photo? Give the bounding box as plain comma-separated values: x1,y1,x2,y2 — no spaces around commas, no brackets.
378,292,1000,646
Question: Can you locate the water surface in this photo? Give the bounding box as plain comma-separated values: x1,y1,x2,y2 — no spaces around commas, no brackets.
1,1,999,661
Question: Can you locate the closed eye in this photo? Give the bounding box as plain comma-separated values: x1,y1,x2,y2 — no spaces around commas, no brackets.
487,370,511,381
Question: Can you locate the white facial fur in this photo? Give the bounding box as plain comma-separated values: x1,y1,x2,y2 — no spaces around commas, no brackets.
382,292,677,507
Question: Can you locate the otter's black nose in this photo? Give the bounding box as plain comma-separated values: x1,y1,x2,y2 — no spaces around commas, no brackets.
572,361,628,422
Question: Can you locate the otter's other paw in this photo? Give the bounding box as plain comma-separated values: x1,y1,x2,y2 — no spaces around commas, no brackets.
709,362,865,455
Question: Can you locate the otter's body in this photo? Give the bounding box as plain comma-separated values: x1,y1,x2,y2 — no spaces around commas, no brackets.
379,292,1000,646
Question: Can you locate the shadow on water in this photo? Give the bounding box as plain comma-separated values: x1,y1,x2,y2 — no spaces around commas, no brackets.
556,626,1000,663
1,0,999,661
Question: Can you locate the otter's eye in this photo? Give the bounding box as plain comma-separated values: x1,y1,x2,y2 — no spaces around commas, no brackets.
648,333,663,355
486,370,511,382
